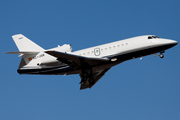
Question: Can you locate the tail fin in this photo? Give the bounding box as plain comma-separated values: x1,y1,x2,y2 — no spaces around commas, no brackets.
6,34,45,67
12,34,44,51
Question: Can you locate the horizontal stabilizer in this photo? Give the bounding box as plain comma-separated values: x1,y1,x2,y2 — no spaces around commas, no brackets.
5,51,39,54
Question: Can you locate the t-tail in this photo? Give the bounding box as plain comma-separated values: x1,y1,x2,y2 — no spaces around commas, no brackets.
5,34,44,68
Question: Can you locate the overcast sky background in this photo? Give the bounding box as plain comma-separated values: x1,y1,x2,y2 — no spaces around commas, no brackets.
0,0,180,120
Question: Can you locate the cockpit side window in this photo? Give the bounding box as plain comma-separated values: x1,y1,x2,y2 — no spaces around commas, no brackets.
154,36,160,38
148,36,152,39
148,36,160,39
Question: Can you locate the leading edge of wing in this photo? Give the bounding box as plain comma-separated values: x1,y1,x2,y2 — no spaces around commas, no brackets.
45,50,110,67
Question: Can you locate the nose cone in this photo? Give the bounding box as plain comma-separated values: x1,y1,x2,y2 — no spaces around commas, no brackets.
152,38,178,45
171,40,178,45
164,39,178,50
166,39,178,44
165,39,178,47
151,38,178,50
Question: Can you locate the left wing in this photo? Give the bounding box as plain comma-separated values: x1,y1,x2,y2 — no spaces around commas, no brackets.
45,50,109,70
80,68,111,90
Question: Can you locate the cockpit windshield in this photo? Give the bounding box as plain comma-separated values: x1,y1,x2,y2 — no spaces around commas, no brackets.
148,36,160,39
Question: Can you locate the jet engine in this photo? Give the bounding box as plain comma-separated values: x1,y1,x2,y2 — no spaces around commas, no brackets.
39,44,72,65
50,44,72,53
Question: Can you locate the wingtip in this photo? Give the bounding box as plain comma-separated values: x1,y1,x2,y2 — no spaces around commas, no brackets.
12,34,23,38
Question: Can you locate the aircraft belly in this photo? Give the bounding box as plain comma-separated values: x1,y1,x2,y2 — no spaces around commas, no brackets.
17,65,74,75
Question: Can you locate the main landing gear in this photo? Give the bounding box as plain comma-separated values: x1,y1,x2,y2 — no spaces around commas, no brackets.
88,78,95,85
79,76,95,85
79,69,95,85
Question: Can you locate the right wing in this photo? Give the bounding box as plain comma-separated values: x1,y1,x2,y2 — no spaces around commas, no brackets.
80,68,111,90
45,50,111,90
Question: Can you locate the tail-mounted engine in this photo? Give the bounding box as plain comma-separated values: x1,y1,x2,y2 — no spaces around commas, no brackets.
51,44,72,53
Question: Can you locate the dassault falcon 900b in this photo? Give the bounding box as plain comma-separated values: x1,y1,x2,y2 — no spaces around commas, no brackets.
6,34,178,90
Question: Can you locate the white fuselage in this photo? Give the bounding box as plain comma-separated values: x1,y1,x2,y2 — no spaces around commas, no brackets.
18,35,177,75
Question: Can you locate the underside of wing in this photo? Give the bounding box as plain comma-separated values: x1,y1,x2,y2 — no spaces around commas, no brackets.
80,68,111,90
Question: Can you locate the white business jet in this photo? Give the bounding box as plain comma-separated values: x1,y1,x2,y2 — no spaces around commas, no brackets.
6,34,178,90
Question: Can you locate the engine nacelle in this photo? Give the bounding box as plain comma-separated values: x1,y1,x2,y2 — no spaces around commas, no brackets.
39,44,72,65
50,44,72,53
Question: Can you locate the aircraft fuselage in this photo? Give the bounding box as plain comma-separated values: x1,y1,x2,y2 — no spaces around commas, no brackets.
17,35,177,75
6,34,178,89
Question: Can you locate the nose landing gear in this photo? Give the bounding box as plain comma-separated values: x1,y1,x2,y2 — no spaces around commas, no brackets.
159,50,165,58
152,50,165,58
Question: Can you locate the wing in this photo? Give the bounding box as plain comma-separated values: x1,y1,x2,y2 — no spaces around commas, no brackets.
45,50,111,90
80,68,111,90
45,50,109,70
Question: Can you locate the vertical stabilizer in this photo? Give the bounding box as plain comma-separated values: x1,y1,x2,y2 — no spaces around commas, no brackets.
10,34,45,66
12,34,44,51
